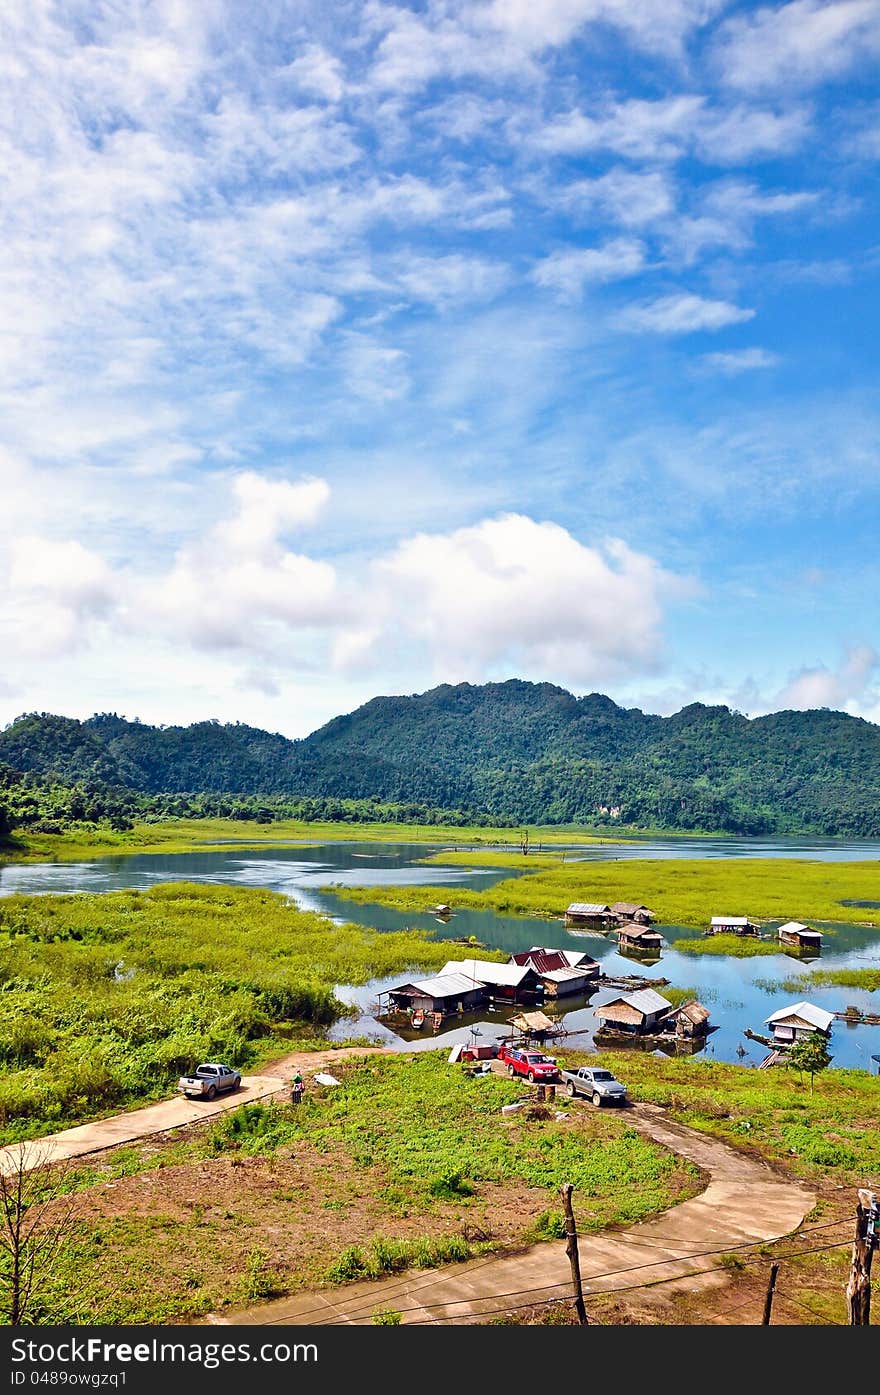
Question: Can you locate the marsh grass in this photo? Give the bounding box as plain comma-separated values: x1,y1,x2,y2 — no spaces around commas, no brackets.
331,856,880,930
0,882,457,1139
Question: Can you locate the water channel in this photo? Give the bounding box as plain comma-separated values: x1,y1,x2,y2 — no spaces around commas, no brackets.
2,836,879,1070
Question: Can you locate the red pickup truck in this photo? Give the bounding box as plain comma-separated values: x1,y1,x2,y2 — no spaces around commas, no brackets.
498,1044,560,1083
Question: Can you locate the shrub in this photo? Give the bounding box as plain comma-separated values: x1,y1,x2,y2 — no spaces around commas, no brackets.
372,1308,402,1325
428,1168,474,1200
532,1209,567,1240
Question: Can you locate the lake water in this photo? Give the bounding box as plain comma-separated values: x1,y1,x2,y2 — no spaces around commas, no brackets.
2,836,879,1071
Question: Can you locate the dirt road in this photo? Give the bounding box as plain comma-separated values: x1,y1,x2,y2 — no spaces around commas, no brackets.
209,1102,816,1326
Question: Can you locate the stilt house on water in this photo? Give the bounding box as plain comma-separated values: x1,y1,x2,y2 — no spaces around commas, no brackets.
509,947,600,997
616,922,663,953
777,921,823,952
764,1001,834,1045
708,916,760,936
385,972,485,1016
565,902,617,929
594,988,672,1036
611,902,656,925
665,1000,711,1039
439,958,543,1004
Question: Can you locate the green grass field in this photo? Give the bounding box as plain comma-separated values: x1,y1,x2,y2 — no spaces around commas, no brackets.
31,1052,698,1324
1,818,620,863
330,855,880,929
0,883,485,1141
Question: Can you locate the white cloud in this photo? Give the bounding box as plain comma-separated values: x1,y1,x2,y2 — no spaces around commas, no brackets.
558,170,675,228
716,0,880,91
699,347,781,373
618,293,755,334
774,645,880,710
374,513,693,683
3,536,121,658
531,239,645,298
284,44,347,103
528,95,811,165
151,471,345,652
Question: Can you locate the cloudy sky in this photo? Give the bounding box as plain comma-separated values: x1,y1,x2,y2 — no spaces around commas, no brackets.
1,0,879,738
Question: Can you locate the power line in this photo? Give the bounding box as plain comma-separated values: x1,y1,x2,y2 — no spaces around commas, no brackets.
299,1234,856,1327
255,1213,854,1328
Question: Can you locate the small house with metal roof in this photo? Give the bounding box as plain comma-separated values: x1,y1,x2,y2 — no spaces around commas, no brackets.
564,902,617,929
777,921,823,952
385,973,486,1015
708,915,760,936
765,1001,834,1045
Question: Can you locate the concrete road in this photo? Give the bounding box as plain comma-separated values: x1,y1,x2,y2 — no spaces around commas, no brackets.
209,1102,817,1326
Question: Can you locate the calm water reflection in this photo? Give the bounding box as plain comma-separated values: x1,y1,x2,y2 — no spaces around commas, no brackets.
2,838,879,1069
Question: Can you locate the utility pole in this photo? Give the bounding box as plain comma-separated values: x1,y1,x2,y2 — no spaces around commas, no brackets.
846,1188,879,1325
560,1182,588,1325
762,1263,779,1324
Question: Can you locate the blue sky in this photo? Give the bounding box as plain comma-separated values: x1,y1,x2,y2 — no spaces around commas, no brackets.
1,0,879,737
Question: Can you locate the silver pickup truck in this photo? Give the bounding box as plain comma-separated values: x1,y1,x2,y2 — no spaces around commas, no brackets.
560,1065,627,1106
178,1062,242,1100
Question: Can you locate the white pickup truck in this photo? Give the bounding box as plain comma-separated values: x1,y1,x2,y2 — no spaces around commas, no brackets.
178,1062,242,1100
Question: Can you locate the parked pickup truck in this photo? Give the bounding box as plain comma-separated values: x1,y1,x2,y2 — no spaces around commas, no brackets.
498,1044,560,1083
560,1065,627,1106
178,1063,242,1100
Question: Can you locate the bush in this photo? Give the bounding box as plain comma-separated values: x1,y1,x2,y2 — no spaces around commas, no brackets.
532,1209,567,1240
372,1308,402,1325
428,1168,474,1200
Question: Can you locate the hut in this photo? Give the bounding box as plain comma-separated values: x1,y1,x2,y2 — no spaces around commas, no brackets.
764,1001,834,1046
611,902,657,925
777,921,823,952
564,902,617,929
616,922,663,953
431,903,453,918
386,972,485,1016
440,958,543,1004
509,947,600,997
708,916,760,936
509,1009,564,1043
594,988,672,1036
665,1000,711,1040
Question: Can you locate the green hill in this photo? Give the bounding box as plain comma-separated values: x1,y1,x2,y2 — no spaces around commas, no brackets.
2,681,879,836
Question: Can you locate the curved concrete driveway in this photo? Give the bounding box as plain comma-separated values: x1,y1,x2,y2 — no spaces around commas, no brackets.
0,1076,285,1176
209,1103,816,1326
0,1047,394,1178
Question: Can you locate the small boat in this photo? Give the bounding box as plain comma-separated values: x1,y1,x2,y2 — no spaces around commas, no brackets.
411,1009,425,1029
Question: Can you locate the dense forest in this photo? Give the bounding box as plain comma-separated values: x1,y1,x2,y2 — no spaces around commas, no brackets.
2,680,880,837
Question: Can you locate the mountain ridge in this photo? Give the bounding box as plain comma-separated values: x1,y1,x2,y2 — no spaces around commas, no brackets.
1,680,878,835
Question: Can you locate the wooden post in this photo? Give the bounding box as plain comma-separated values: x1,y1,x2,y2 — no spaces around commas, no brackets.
762,1263,779,1324
560,1183,588,1325
846,1189,878,1325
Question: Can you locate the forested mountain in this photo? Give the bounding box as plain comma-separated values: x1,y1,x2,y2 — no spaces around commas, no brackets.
2,681,880,836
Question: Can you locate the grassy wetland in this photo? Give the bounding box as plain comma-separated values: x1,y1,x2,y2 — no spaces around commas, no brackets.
0,883,477,1142
329,852,880,931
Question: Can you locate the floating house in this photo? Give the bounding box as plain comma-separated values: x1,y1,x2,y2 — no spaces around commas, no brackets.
431,903,453,918
439,958,543,1003
777,921,823,952
509,947,600,997
666,1000,711,1040
708,916,760,936
564,902,617,929
386,973,485,1016
594,988,672,1036
616,922,663,953
611,902,657,925
764,1001,834,1045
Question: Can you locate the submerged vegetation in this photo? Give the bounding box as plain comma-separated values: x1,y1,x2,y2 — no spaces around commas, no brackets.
0,884,458,1141
331,856,880,930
